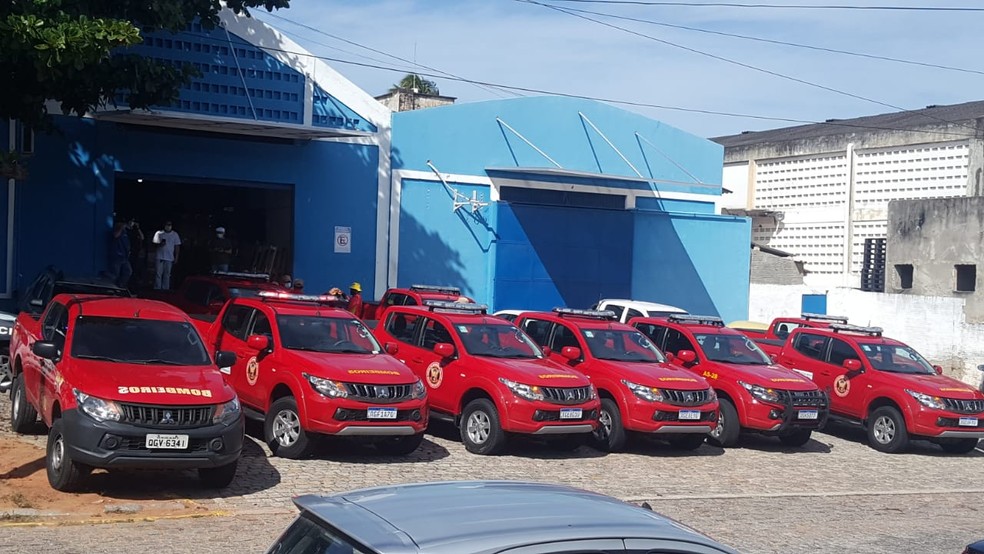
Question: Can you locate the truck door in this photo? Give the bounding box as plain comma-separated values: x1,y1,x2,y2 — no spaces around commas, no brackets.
783,331,830,384
215,304,259,408
416,317,459,414
37,302,69,419
823,336,865,418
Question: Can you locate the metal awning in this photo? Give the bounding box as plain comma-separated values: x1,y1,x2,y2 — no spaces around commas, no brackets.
485,167,721,189
90,109,373,140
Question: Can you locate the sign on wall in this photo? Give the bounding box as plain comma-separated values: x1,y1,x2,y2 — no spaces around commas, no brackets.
334,226,351,254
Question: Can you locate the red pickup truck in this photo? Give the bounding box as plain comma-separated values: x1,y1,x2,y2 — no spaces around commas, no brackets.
733,313,849,359
143,272,285,316
630,314,829,448
360,284,474,322
777,323,984,453
373,301,600,455
514,309,718,452
194,291,428,459
9,295,243,491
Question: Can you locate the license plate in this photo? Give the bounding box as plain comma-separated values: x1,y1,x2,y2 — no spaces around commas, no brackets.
959,417,979,427
559,408,582,420
145,434,189,449
798,410,819,420
679,410,701,420
368,407,398,420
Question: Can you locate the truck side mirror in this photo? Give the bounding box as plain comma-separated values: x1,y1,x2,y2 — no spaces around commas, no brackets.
247,334,270,351
215,350,237,370
843,359,862,372
385,342,399,355
933,364,943,375
664,351,676,363
770,353,779,363
32,341,59,360
560,346,581,361
434,342,455,358
540,346,552,357
677,350,697,364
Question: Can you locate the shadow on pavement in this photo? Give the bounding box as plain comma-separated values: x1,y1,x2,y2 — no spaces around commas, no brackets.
819,421,984,458
730,432,834,454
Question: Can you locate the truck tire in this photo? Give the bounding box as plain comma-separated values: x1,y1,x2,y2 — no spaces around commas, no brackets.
938,438,979,454
265,397,315,459
591,398,626,452
10,374,38,434
707,398,740,448
778,428,813,447
867,406,909,453
460,399,506,455
376,433,425,456
46,419,90,492
198,461,239,488
668,434,706,451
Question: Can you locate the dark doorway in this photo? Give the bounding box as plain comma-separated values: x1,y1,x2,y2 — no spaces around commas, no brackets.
114,176,293,290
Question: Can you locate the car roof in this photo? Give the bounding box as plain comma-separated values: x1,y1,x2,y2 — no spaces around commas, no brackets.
598,299,687,313
294,481,735,554
390,305,500,324
794,326,904,345
634,316,737,333
57,295,190,321
520,311,635,331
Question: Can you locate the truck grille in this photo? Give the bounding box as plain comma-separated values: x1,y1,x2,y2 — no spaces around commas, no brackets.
344,383,414,403
660,388,711,406
118,403,214,429
942,397,984,414
777,389,827,408
541,386,592,405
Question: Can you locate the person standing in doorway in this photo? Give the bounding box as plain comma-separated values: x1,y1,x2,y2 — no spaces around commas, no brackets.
126,218,146,288
209,226,234,273
153,220,181,290
109,220,132,289
347,282,363,316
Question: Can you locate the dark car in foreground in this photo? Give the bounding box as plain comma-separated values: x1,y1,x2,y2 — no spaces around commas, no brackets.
267,480,739,554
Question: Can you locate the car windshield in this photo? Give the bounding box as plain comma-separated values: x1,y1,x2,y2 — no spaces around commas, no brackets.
695,333,771,365
277,315,381,354
580,329,666,362
71,316,210,365
456,323,543,358
858,342,935,374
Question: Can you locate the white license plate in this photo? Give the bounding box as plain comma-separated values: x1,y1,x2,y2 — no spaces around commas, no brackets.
368,407,398,420
145,434,189,449
559,408,582,420
678,410,701,420
798,410,819,420
959,417,979,427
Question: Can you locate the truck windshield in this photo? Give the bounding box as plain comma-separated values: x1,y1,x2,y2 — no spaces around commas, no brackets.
71,317,210,365
858,343,935,374
694,333,771,365
277,315,381,354
580,329,666,363
456,324,542,358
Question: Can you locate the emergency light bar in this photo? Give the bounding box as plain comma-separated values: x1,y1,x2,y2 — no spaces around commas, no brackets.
553,307,617,320
667,314,725,327
410,284,462,295
801,313,849,323
829,323,883,336
213,271,271,281
423,300,488,314
258,291,341,304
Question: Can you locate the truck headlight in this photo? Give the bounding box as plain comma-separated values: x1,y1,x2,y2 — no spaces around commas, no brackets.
739,381,780,403
73,389,121,422
707,388,718,402
906,389,945,410
411,379,426,400
499,378,544,401
213,397,241,425
622,379,664,402
304,373,348,398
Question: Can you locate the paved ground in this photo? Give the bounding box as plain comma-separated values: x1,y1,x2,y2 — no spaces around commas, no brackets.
2,394,983,553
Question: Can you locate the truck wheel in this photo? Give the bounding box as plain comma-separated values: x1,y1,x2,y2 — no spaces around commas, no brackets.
591,398,626,452
938,438,979,454
778,428,813,447
265,397,314,459
867,406,909,453
376,433,425,456
46,419,90,492
198,461,239,488
668,434,706,451
10,374,38,434
460,399,506,455
707,398,740,448
0,352,11,394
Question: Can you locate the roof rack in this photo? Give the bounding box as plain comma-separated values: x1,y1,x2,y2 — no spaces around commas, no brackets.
213,271,270,281
553,307,617,320
667,314,725,327
410,284,462,295
423,300,488,314
829,323,883,336
801,313,849,323
258,291,341,304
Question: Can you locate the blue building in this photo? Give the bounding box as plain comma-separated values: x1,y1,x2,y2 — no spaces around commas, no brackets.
1,10,750,322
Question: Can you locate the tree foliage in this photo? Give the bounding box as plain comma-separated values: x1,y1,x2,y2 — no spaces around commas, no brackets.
390,74,440,95
0,0,291,131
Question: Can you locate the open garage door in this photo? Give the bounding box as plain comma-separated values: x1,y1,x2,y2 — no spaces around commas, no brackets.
114,176,293,290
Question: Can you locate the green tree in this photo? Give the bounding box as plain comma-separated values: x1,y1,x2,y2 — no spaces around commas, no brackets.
390,74,440,95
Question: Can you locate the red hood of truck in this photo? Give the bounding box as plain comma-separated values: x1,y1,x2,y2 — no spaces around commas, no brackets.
592,360,709,390
284,350,418,384
890,372,984,399
705,361,818,391
474,356,591,387
72,360,235,405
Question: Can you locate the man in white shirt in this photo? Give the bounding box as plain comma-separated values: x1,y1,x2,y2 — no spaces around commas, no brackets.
152,220,182,290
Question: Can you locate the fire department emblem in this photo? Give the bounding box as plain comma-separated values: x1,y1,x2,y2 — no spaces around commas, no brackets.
246,356,260,386
426,362,443,389
833,374,851,397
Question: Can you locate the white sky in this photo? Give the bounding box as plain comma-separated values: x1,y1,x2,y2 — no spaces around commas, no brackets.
254,0,984,138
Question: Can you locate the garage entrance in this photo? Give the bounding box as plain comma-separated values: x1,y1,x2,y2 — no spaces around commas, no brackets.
114,175,294,289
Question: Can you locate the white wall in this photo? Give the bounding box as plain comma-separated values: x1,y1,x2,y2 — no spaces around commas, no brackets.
749,283,984,388
721,163,750,210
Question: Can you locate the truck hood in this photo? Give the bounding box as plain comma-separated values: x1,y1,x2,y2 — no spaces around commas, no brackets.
711,362,817,391
595,360,708,390
476,357,590,387
285,350,418,384
73,360,235,405
889,372,984,399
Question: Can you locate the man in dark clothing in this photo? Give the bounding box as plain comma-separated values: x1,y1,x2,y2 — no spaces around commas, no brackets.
109,220,132,288
127,219,146,287
209,226,234,272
